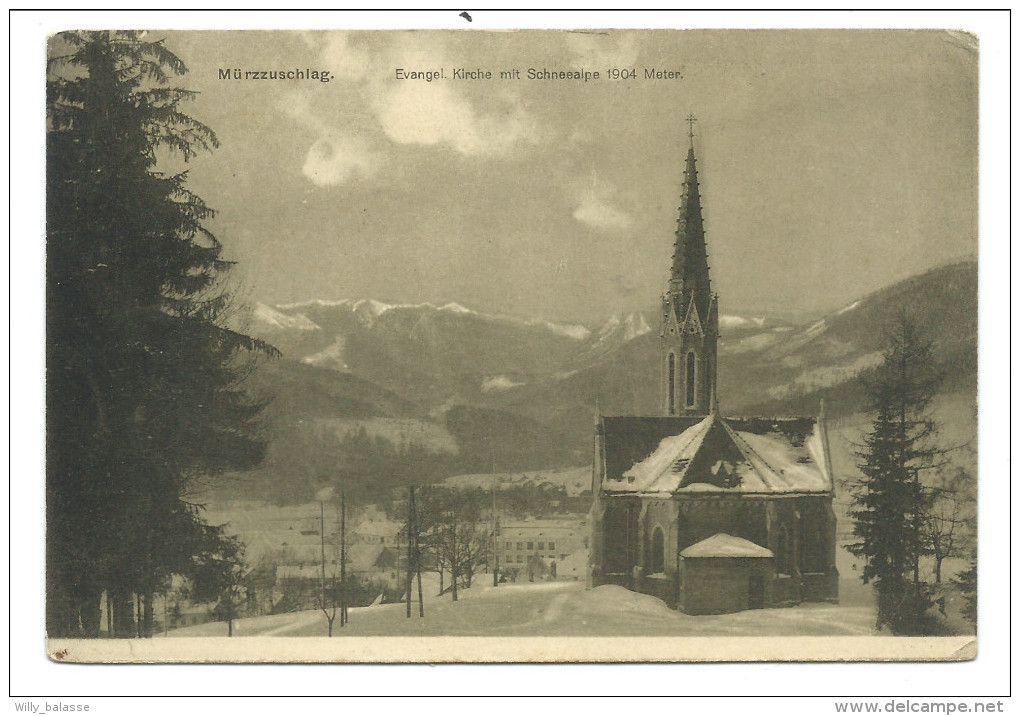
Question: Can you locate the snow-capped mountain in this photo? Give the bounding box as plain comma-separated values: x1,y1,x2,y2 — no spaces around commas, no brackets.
231,261,976,505
250,298,600,408
596,312,652,344
262,297,590,338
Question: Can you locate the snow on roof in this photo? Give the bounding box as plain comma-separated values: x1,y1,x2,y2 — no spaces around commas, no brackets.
727,425,830,493
680,533,774,559
601,414,831,496
500,521,584,539
610,416,713,493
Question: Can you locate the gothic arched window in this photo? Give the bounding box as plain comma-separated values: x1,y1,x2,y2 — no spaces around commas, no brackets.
649,526,665,574
685,352,696,407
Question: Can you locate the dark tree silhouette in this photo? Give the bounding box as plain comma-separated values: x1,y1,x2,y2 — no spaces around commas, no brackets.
952,563,977,627
46,31,276,637
846,313,946,635
189,532,249,637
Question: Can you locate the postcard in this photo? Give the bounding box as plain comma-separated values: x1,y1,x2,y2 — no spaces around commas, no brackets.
42,25,979,665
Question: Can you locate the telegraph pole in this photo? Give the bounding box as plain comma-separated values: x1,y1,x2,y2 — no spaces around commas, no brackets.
491,437,499,587
319,500,326,616
406,485,414,618
339,491,347,626
412,487,424,617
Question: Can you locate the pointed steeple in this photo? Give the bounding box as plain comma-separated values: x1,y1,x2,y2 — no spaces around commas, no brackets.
661,115,718,416
669,115,712,323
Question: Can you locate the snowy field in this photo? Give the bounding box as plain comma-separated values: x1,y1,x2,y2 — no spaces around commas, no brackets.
165,579,876,638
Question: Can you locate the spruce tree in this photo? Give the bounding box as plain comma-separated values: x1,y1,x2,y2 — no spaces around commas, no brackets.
847,313,944,634
46,31,276,637
953,562,977,627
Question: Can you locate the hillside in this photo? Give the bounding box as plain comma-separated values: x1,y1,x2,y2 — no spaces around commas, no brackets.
225,260,977,505
482,260,977,448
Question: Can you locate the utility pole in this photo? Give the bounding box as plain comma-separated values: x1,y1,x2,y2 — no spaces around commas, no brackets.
412,487,424,617
319,500,326,618
491,436,499,587
340,492,347,627
406,486,414,617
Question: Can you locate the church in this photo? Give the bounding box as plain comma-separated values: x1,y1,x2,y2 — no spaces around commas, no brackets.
589,121,839,615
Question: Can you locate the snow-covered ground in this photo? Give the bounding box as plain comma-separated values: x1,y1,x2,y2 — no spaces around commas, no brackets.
165,579,875,639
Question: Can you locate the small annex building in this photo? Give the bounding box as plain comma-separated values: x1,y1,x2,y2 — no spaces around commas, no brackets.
680,534,774,615
589,119,839,614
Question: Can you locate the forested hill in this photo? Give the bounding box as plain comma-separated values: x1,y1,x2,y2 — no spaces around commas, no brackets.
218,260,977,505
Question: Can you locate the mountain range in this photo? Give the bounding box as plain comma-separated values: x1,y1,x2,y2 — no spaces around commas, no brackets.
223,260,977,505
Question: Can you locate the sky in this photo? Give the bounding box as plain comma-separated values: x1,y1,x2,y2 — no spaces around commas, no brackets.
155,29,978,324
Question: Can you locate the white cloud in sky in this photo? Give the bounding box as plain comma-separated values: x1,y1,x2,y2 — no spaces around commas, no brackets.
281,92,382,187
283,32,541,183
374,82,534,156
320,33,372,83
573,199,634,231
570,170,634,231
302,135,378,187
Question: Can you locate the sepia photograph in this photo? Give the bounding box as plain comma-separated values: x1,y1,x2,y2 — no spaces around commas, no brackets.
20,11,1007,694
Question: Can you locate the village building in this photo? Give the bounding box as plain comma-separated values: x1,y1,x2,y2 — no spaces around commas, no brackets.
589,119,839,614
499,519,588,580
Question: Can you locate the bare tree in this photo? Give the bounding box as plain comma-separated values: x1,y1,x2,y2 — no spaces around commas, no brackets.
417,488,487,601
922,467,976,584
317,561,341,637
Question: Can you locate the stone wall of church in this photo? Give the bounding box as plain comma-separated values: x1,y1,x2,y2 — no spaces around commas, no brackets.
764,495,839,605
595,493,838,607
597,497,640,585
678,556,775,615
677,498,768,552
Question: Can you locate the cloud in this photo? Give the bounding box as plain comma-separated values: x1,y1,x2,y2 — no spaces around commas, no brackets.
282,92,382,186
282,32,543,185
320,33,372,83
573,199,634,231
570,170,634,231
371,34,537,156
302,135,378,187
374,82,534,156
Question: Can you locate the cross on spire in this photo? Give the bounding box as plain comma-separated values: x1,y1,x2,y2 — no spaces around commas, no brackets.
686,114,697,144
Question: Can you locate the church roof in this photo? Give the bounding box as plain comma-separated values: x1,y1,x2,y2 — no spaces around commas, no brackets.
600,413,831,497
680,533,774,559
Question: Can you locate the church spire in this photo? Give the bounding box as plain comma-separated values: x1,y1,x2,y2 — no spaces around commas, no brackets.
661,115,718,416
669,114,711,321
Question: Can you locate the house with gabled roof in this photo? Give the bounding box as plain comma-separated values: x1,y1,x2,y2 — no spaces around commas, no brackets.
590,120,839,614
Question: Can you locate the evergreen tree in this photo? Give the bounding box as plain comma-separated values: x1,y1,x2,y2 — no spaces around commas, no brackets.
847,313,944,634
46,31,276,637
952,562,977,627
